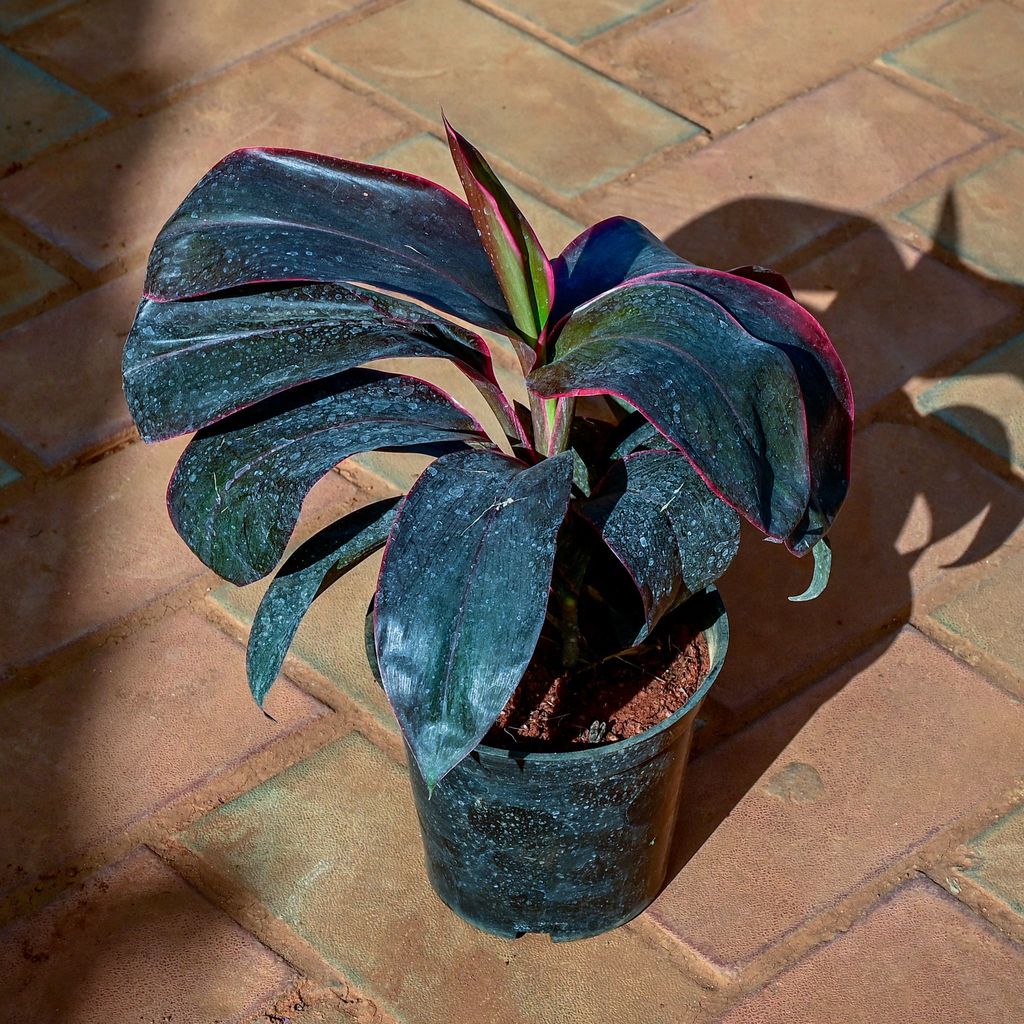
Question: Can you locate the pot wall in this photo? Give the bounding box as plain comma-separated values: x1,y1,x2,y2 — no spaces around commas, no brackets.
373,588,728,941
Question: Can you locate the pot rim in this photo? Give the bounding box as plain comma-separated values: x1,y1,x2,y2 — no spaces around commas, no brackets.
367,586,729,768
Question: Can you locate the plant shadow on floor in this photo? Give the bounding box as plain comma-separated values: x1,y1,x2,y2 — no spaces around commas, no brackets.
659,193,1024,883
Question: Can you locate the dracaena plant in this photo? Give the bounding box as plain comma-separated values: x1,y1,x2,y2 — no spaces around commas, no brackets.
123,119,853,790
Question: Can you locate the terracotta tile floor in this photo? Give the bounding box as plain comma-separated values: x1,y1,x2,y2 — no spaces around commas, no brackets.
1,1,1022,1020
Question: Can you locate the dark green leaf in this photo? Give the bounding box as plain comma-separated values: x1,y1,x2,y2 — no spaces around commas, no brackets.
581,450,739,641
445,118,553,340
124,283,515,442
652,267,852,553
788,537,832,603
248,498,400,705
375,449,574,788
530,279,810,541
548,225,851,553
169,369,485,586
144,148,513,333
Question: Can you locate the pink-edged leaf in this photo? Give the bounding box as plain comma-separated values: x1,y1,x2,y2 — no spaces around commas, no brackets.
444,118,553,341
248,498,400,705
581,450,739,642
728,264,795,299
546,216,851,551
144,147,513,334
529,278,812,543
647,267,853,552
375,449,573,789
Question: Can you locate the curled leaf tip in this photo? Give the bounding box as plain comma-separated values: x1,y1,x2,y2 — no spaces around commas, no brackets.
789,538,832,603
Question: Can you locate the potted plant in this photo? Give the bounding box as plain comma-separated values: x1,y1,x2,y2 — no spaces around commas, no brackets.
122,119,853,941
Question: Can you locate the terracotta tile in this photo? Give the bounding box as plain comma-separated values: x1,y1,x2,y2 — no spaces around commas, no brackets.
372,134,583,254
491,0,661,43
655,629,1024,971
788,227,1015,411
309,0,698,197
0,848,295,1023
962,804,1024,917
929,548,1024,697
0,0,72,32
885,3,1024,131
0,231,67,318
719,880,1024,1022
0,436,370,674
0,44,107,165
0,271,141,465
585,0,957,131
587,70,988,267
0,609,325,896
0,458,20,487
0,54,409,270
12,0,363,109
916,333,1024,470
902,149,1024,283
182,733,708,1023
0,438,193,672
714,422,1024,715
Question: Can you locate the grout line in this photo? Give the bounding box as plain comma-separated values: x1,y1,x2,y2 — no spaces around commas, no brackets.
0,707,348,930
149,833,400,1023
149,835,360,987
891,389,1024,491
584,0,986,141
0,0,389,118
462,0,713,133
293,46,618,222
912,612,1024,705
873,56,1024,149
468,0,696,51
0,568,219,689
200,594,407,765
922,862,1024,950
714,768,1024,1010
570,7,998,208
244,976,403,1024
625,911,735,991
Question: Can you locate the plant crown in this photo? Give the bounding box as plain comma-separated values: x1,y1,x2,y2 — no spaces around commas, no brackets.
122,120,853,788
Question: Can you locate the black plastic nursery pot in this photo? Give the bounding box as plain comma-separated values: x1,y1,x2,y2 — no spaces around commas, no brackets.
368,588,729,942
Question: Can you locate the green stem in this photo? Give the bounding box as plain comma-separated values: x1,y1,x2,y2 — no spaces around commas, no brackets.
528,391,551,456
546,397,576,456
